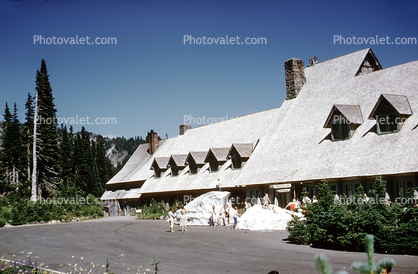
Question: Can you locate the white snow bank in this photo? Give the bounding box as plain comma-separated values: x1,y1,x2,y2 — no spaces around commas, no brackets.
175,191,230,226
237,204,302,231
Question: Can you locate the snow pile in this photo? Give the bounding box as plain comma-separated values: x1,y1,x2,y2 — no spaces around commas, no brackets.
175,191,230,226
237,204,301,231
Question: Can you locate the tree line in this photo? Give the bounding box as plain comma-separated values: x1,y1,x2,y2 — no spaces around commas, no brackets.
0,59,113,199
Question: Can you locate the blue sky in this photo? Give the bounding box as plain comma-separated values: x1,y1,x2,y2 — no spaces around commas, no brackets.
1,0,417,139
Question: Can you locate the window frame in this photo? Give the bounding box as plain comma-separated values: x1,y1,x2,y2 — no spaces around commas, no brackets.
331,121,351,141
189,160,198,175
376,112,399,134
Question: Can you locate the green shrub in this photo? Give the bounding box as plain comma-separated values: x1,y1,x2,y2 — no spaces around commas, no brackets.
287,177,418,255
286,215,310,245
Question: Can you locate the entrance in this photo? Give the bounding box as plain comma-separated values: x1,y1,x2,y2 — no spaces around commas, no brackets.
277,190,291,208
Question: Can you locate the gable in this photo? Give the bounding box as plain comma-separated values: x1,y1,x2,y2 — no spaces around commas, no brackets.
150,157,170,170
168,154,188,168
324,104,363,128
355,48,382,76
205,148,229,162
369,94,413,119
229,143,253,159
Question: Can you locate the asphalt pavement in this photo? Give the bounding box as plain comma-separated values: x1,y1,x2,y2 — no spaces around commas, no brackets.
0,217,417,274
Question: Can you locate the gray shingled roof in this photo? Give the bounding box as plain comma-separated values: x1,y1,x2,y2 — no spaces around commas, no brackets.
151,157,170,170
324,104,363,128
205,148,230,162
103,48,418,198
237,48,418,186
168,154,188,167
229,143,253,158
368,94,413,119
186,151,207,165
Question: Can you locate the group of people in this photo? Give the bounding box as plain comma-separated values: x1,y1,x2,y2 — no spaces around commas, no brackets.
285,198,302,212
167,206,188,233
167,204,241,232
211,204,239,230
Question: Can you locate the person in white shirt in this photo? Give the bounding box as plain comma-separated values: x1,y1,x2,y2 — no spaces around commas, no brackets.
168,208,175,233
229,206,239,230
211,205,218,226
263,193,271,209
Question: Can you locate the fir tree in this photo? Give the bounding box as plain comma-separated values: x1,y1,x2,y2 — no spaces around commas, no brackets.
35,59,60,197
1,103,24,190
58,125,75,196
96,135,111,192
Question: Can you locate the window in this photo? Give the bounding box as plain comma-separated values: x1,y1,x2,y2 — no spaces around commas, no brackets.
231,151,242,169
171,166,179,176
154,168,161,178
377,113,399,134
396,181,405,198
209,158,218,172
368,94,412,135
346,185,353,196
189,160,198,174
324,105,362,142
331,122,350,141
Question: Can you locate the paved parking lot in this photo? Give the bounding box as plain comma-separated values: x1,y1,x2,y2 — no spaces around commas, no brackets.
1,216,417,274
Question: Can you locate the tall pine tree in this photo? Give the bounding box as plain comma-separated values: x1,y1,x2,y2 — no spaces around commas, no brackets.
1,103,24,191
35,59,60,197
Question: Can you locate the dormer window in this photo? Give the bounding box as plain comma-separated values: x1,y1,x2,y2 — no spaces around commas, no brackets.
231,150,242,169
168,154,188,177
331,122,350,141
368,94,413,135
355,49,382,76
150,157,169,179
186,151,207,175
324,105,363,141
209,158,218,172
204,148,229,172
154,167,162,178
171,165,179,176
377,112,398,134
228,143,253,170
189,159,198,174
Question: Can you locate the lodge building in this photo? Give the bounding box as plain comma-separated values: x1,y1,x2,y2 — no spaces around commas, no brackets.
101,48,418,211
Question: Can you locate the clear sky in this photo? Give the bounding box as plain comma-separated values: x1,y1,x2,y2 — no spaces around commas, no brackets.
1,0,417,139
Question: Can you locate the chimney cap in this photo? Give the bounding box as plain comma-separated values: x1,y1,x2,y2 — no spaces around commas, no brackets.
285,57,303,62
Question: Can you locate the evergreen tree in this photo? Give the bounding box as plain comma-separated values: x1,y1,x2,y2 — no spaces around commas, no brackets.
1,103,24,191
96,135,111,192
35,59,60,197
58,125,75,197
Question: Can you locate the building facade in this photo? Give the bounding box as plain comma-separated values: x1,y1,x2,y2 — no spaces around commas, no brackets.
101,48,418,211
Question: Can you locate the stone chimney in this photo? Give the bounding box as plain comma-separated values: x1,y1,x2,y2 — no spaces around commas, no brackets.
285,58,306,100
147,130,158,155
179,123,191,135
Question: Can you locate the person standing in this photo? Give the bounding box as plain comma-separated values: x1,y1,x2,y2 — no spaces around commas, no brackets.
211,205,218,226
168,208,175,233
229,206,239,230
245,201,251,212
179,206,188,232
263,193,271,209
225,204,230,225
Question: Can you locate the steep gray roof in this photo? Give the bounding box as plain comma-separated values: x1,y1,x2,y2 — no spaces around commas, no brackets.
205,148,230,162
106,143,149,185
368,94,413,119
151,157,170,170
103,48,418,198
168,154,188,167
238,48,418,186
229,143,253,158
186,151,207,165
324,104,363,128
